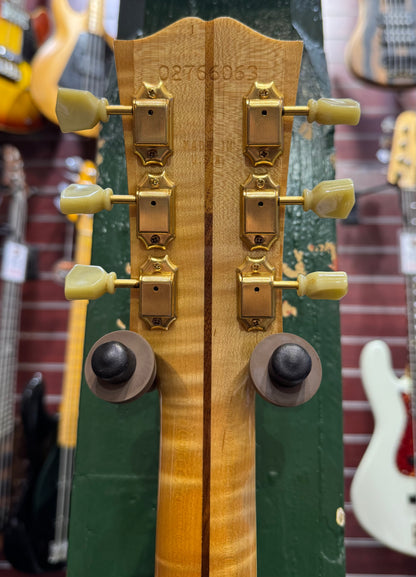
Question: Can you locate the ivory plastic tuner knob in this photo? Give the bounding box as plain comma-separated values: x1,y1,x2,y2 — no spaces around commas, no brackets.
65,264,138,300
307,98,360,126
276,271,348,300
56,88,110,133
297,271,347,300
303,178,355,219
60,183,114,214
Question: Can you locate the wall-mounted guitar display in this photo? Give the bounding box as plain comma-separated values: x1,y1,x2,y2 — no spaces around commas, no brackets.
56,17,360,576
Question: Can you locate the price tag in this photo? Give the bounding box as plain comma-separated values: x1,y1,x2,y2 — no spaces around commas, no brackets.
400,231,416,275
1,240,29,283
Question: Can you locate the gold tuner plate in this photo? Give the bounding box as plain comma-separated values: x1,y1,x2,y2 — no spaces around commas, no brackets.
241,173,280,250
237,256,276,331
243,81,283,166
133,82,173,166
136,172,175,249
139,255,177,330
237,256,348,331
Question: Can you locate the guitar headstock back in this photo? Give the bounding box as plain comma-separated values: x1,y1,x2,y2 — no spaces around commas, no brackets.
56,16,359,576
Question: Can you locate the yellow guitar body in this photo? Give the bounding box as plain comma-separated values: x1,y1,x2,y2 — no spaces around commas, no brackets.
30,0,111,138
0,15,43,132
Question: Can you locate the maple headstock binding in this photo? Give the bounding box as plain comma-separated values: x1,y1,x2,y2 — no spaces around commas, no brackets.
56,17,359,576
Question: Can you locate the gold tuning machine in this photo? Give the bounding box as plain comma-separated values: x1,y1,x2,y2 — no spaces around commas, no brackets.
241,175,355,250
65,257,177,330
56,82,173,165
60,171,175,250
237,256,348,330
244,81,360,165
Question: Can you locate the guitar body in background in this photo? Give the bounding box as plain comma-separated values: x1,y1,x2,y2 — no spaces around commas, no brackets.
0,1,45,133
351,340,416,556
30,0,113,138
351,109,416,557
346,0,416,88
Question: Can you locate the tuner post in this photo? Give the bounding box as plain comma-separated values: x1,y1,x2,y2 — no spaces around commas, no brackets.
56,81,173,166
237,256,348,331
64,257,178,330
244,81,361,166
241,175,355,250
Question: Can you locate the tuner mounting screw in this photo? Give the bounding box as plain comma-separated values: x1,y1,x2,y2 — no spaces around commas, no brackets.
147,88,157,98
153,262,161,271
259,89,269,99
259,149,268,158
254,235,265,245
150,178,159,188
256,178,266,189
151,234,161,244
147,149,157,158
152,317,162,326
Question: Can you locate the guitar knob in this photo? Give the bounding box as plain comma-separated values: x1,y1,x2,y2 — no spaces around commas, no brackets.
306,97,360,126
302,178,355,219
85,331,157,403
91,341,137,384
268,343,312,387
297,271,347,300
60,183,113,214
60,183,136,215
65,264,138,300
275,271,348,300
250,333,322,406
56,88,132,133
56,88,110,132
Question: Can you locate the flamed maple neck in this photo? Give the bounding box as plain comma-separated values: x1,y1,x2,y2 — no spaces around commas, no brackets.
115,18,302,576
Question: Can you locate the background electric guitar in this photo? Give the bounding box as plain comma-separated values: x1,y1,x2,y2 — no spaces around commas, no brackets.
2,159,96,572
29,0,113,138
48,159,95,564
0,144,30,531
351,110,416,557
346,0,416,88
55,9,359,577
0,0,47,133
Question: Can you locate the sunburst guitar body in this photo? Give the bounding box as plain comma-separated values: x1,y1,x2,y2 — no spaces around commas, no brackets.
54,13,360,577
0,1,45,133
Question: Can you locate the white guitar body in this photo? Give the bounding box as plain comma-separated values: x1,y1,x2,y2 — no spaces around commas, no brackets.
351,339,416,556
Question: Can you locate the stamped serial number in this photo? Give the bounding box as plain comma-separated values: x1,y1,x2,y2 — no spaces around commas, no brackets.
159,64,258,82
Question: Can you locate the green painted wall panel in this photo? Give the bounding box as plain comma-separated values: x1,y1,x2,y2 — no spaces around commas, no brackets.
68,2,345,576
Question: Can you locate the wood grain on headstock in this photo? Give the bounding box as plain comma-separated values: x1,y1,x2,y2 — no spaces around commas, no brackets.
114,17,302,576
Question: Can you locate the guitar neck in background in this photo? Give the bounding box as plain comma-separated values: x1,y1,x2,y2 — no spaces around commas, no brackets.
346,0,416,88
0,145,28,528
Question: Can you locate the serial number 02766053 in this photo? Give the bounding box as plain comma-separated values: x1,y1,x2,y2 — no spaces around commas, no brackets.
159,64,258,81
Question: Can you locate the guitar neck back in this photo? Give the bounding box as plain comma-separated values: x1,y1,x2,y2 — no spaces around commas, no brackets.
115,18,302,575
